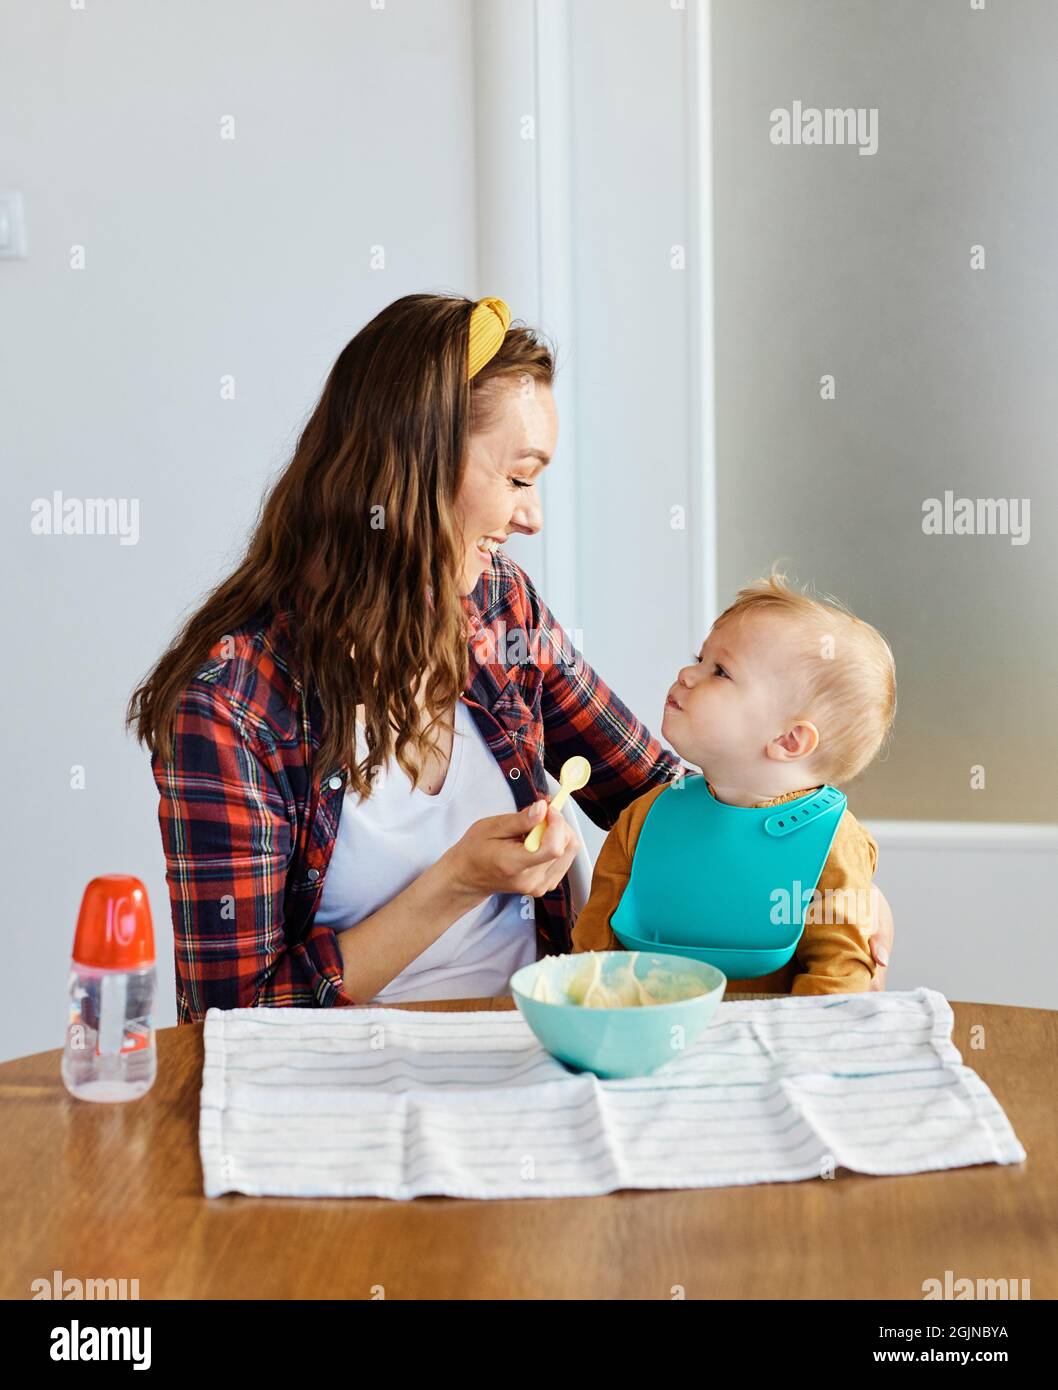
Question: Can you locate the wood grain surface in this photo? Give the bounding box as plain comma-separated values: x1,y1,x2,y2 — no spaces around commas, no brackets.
1,997,1053,1300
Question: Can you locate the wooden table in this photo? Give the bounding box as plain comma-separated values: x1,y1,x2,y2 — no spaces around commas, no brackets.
2,998,1054,1300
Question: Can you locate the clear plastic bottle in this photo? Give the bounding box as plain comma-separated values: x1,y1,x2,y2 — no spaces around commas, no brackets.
61,875,157,1103
62,961,157,1101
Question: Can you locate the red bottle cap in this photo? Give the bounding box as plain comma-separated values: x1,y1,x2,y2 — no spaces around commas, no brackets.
72,876,155,970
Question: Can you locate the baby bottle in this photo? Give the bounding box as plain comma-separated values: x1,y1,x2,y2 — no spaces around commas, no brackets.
61,874,157,1103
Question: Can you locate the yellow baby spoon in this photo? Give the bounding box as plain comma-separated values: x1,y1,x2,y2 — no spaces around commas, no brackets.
523,756,591,853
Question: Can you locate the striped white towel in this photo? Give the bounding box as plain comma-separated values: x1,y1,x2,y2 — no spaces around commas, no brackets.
199,986,1026,1200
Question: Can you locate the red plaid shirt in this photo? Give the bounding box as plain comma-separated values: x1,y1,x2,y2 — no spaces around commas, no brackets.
151,552,681,1022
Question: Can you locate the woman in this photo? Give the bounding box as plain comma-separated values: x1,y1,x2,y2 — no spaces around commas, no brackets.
127,293,893,1021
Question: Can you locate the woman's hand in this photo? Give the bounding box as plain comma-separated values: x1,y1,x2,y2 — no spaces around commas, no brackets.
442,799,583,903
867,885,894,991
334,800,582,1005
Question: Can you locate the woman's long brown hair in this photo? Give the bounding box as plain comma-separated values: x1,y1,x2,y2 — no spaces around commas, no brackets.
125,292,555,797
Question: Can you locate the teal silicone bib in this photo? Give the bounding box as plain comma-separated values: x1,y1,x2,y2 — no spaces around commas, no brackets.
609,777,847,978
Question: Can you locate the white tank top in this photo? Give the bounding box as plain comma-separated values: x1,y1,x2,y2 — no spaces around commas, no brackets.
313,698,538,1002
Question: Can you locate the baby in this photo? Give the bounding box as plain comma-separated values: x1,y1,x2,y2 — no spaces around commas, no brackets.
572,573,897,995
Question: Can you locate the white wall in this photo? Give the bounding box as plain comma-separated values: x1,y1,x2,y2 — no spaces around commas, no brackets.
2,1,1052,1065
0,0,478,1061
497,0,1058,1010
871,825,1058,1007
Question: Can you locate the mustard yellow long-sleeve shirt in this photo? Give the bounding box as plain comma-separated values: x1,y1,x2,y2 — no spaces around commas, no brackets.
571,781,879,995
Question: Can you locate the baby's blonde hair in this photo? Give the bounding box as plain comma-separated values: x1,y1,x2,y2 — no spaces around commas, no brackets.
714,570,896,785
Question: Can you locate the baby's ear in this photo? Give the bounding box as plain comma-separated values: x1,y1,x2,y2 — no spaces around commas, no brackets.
768,721,820,761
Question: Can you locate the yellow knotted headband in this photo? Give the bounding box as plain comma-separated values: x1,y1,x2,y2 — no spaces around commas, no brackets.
466,296,511,380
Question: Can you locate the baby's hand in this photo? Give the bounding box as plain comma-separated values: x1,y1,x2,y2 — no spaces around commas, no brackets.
866,885,893,990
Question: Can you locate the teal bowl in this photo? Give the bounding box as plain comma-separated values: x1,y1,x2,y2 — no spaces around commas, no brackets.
510,950,726,1079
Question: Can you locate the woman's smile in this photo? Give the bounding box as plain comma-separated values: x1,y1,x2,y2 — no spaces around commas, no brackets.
475,535,506,565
